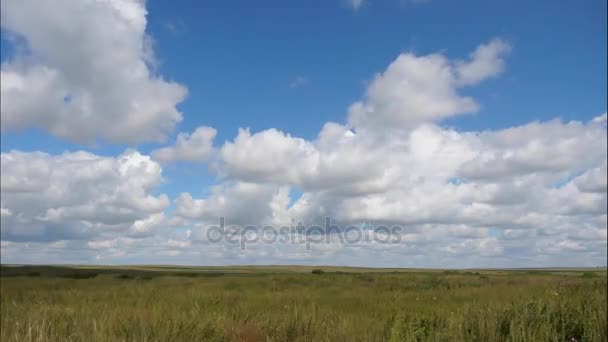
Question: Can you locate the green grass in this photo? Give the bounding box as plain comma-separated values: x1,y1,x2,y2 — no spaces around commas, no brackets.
1,265,606,341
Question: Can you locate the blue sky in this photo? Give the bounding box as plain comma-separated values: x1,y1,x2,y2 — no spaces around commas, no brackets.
0,0,606,267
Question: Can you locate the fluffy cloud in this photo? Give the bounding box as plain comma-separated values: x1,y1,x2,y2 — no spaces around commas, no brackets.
458,118,607,181
0,149,168,241
220,128,318,185
455,38,511,85
574,162,608,194
182,114,606,259
347,39,510,134
152,126,217,163
0,0,187,143
175,182,289,226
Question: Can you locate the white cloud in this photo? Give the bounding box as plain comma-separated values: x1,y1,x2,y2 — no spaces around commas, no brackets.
152,126,217,163
347,53,474,133
346,0,365,11
129,212,166,237
220,128,319,185
592,112,607,125
186,115,606,237
347,39,509,134
575,162,608,193
0,0,187,143
455,38,511,85
0,149,168,241
442,237,504,257
458,117,607,181
175,182,289,226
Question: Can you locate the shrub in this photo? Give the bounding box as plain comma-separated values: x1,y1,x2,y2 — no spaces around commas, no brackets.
114,273,135,280
61,272,98,279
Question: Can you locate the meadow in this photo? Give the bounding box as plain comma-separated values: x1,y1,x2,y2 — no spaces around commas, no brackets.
0,265,606,341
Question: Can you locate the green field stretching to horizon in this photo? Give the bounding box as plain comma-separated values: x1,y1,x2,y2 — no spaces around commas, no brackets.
1,265,606,341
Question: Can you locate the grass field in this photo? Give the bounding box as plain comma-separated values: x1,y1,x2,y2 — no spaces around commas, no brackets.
1,265,606,341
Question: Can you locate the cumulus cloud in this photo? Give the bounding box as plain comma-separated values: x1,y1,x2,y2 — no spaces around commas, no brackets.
455,38,511,85
220,128,319,185
457,117,607,181
0,149,168,241
175,182,289,226
575,162,608,194
152,126,217,163
185,114,606,241
0,0,187,143
347,39,510,133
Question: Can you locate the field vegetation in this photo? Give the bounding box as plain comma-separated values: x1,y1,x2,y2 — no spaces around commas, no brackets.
1,265,606,341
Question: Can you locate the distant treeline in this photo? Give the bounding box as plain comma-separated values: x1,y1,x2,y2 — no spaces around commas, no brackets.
0,265,225,279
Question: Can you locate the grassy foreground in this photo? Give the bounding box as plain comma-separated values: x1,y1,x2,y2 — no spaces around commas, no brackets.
1,265,606,341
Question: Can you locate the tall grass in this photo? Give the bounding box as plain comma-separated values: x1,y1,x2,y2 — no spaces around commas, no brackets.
1,268,606,341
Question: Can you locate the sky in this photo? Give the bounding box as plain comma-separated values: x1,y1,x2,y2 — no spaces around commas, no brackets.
0,0,606,268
